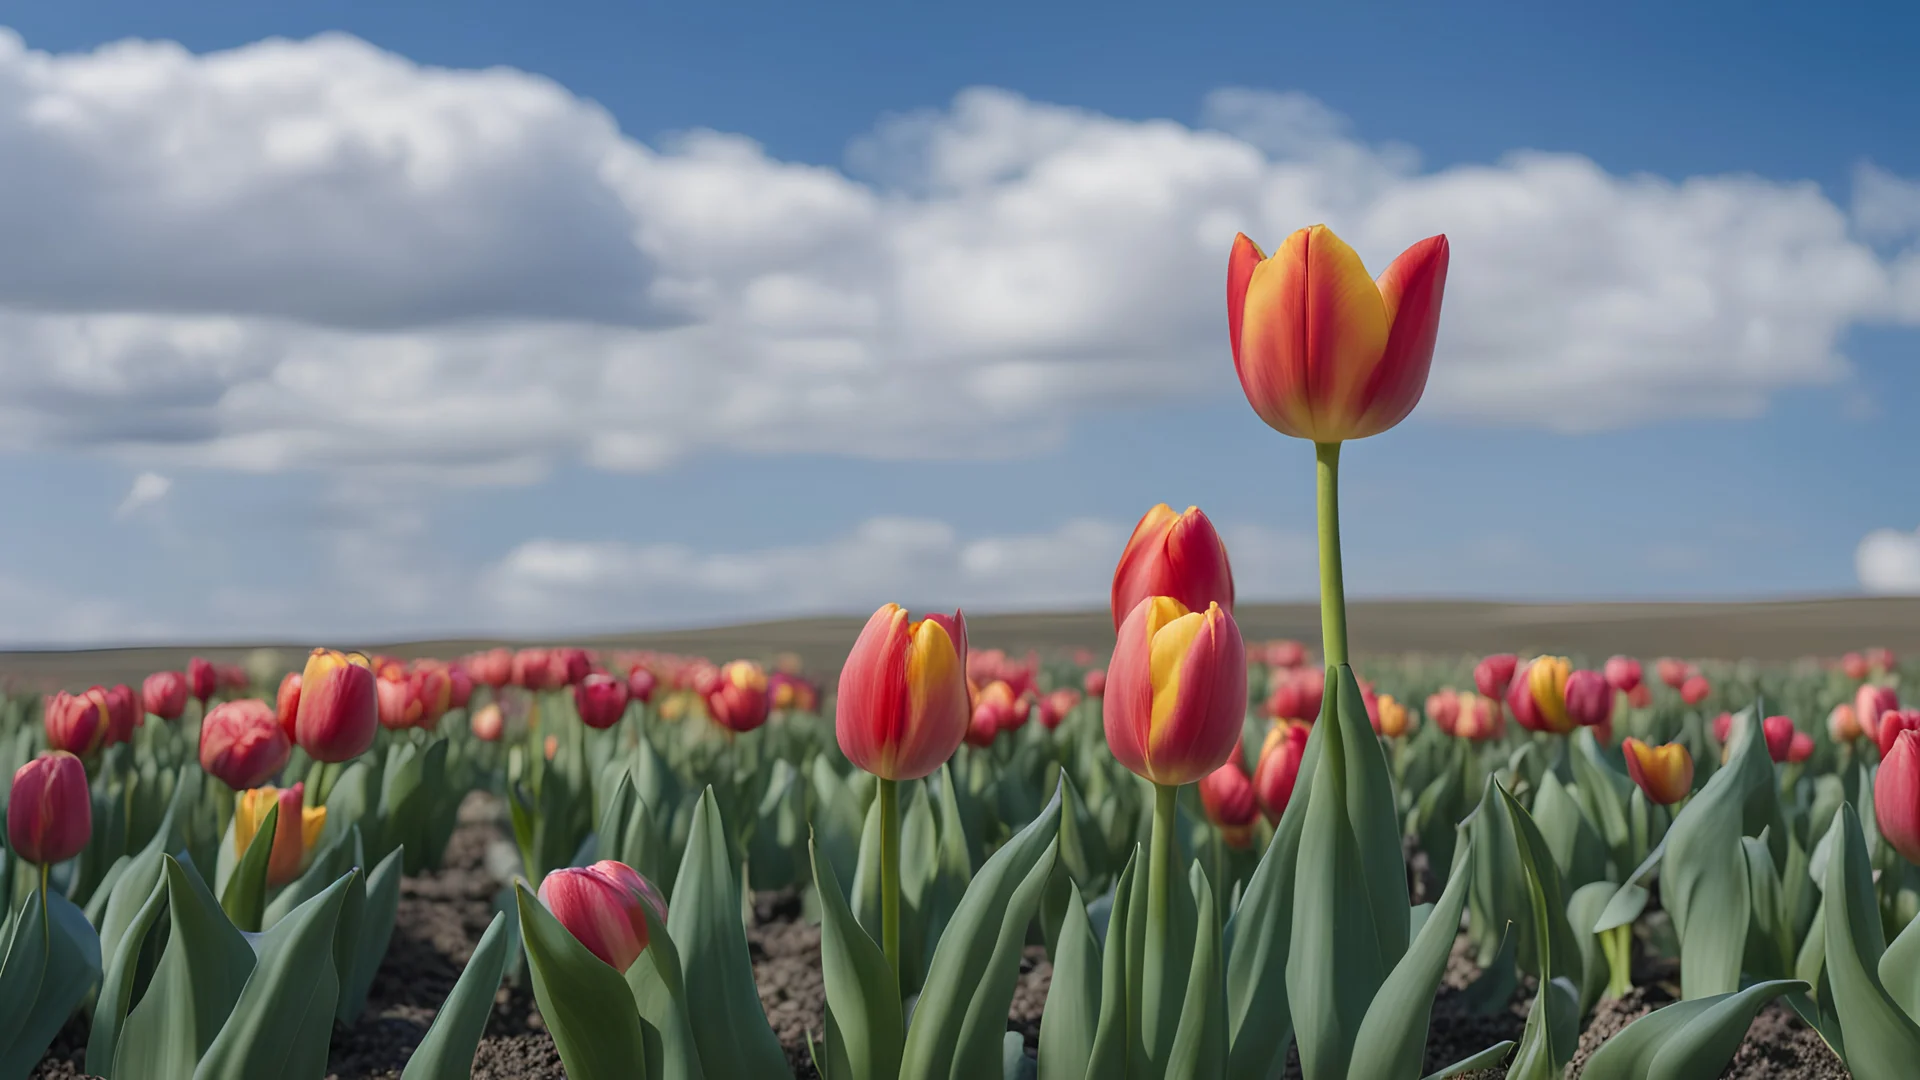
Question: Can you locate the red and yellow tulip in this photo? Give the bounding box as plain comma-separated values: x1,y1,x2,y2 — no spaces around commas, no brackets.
1622,738,1693,805
294,649,378,763
234,783,327,887
836,605,971,780
706,660,771,733
1110,504,1235,632
1103,596,1247,787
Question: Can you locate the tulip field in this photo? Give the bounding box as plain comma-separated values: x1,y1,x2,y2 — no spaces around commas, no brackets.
6,222,1920,1080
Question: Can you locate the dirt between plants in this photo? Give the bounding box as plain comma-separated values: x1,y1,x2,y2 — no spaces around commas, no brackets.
30,795,1851,1078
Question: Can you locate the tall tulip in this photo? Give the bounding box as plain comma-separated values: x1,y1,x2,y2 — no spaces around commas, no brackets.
188,656,218,704
1110,504,1235,631
44,691,107,756
1199,743,1259,849
1474,654,1518,700
538,860,668,972
1622,738,1693,805
8,752,91,867
706,661,771,733
200,700,291,791
574,672,630,730
1878,730,1920,866
143,670,189,722
1878,709,1920,761
1604,656,1642,693
293,649,378,763
1253,720,1310,820
234,783,327,888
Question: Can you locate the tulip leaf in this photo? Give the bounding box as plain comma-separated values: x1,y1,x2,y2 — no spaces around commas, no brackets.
807,833,901,1080
1532,770,1608,891
1594,883,1651,935
1002,1031,1036,1080
1347,839,1478,1079
515,881,651,1080
1508,977,1580,1080
1419,1039,1515,1080
899,780,1061,1080
625,899,706,1080
1579,979,1804,1080
195,870,353,1080
1568,880,1616,1015
669,787,793,1079
1822,804,1920,1075
0,887,102,1079
86,871,169,1075
1163,867,1226,1080
337,842,405,1022
113,856,257,1080
1662,705,1773,998
1081,848,1144,1080
402,911,512,1080
96,765,194,967
850,793,885,945
1498,779,1583,1080
0,890,50,1056
1880,909,1920,1026
220,801,277,934
1036,879,1100,1080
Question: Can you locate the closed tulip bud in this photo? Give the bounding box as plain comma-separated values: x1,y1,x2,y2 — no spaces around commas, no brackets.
44,690,107,756
1110,504,1235,631
1828,702,1861,743
1505,660,1540,731
1474,654,1519,700
294,649,378,763
200,700,291,791
7,752,92,866
471,703,504,742
1563,669,1614,729
218,664,250,693
1519,656,1573,734
1083,667,1106,697
1878,710,1920,761
1228,225,1449,443
188,656,218,703
1604,656,1642,693
628,667,657,704
1453,693,1504,741
447,665,474,709
964,697,1001,748
1712,712,1733,744
1842,652,1870,680
377,673,421,730
1877,731,1920,866
1627,683,1652,709
1679,675,1711,706
1104,597,1247,787
1253,720,1310,821
1373,694,1413,737
1425,689,1461,735
1039,688,1082,730
1622,739,1693,805
539,860,668,972
410,664,454,728
1655,658,1689,689
275,673,302,742
555,647,593,686
1761,716,1796,763
1200,744,1259,848
1856,685,1899,742
706,660,771,733
574,673,631,730
143,670,189,722
512,649,555,691
468,648,514,689
234,783,326,887
1787,731,1813,763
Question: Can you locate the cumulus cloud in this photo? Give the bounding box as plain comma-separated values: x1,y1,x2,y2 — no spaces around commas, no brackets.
0,29,1913,482
1858,526,1920,595
113,470,171,518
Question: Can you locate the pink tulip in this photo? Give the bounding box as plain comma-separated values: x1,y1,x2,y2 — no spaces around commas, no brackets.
44,690,107,756
1474,654,1518,700
199,699,292,791
539,860,668,972
7,752,92,866
1878,730,1920,866
143,671,190,722
1103,597,1246,787
1604,656,1642,693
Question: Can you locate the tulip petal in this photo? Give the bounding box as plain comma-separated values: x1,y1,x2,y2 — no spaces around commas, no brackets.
1356,235,1448,439
1236,225,1390,441
1227,232,1265,369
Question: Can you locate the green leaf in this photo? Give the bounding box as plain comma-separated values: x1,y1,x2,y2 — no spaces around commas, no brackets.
669,788,792,1079
113,856,257,1080
808,833,901,1080
1532,771,1608,891
403,911,513,1080
515,882,650,1080
86,871,169,1076
1507,977,1579,1080
1498,780,1583,1080
97,766,195,967
1662,705,1775,998
1568,880,1616,1015
1881,908,1920,1026
194,870,354,1080
1579,979,1804,1080
0,890,49,1056
625,899,706,1080
220,802,277,934
0,888,103,1079
899,780,1061,1080
1082,849,1144,1080
1348,840,1478,1079
1036,880,1099,1080
1164,867,1226,1080
1419,1039,1514,1080
1822,804,1920,1075
337,843,405,1022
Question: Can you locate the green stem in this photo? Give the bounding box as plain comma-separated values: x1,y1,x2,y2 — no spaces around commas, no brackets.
879,776,901,981
1144,781,1178,1056
1601,923,1635,998
1315,441,1350,669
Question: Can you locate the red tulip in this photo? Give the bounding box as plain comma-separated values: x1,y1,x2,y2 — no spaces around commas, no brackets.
1878,710,1920,761
143,671,189,722
1083,667,1106,698
1474,654,1518,700
377,673,420,731
1228,225,1449,443
1878,730,1920,866
7,752,91,865
1425,689,1461,735
1622,738,1693,805
1712,712,1733,744
471,703,505,742
1110,504,1235,632
1104,597,1247,787
1627,683,1652,709
1266,640,1307,669
1655,658,1690,689
1761,716,1796,763
187,656,218,703
539,860,668,972
1856,685,1899,742
1865,647,1897,674
1604,656,1642,694
1506,660,1542,732
966,680,1021,748
468,648,514,689
1679,675,1711,706
448,664,474,709
575,673,631,730
275,673,302,742
410,663,455,729
834,607,971,782
1563,669,1614,729
101,685,140,746
1266,668,1325,723
628,667,658,705
554,647,593,686
1453,693,1504,741
1787,731,1814,764
200,699,291,791
293,649,378,762
44,691,107,757
1038,688,1082,731
1199,743,1259,848
511,649,560,691
706,661,770,733
1842,652,1870,680
1253,720,1310,821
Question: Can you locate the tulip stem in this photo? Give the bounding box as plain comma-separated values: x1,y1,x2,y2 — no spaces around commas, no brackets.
1144,781,1178,1058
1314,441,1350,669
878,776,901,982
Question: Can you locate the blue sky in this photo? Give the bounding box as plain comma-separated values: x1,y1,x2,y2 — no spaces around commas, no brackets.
0,1,1917,645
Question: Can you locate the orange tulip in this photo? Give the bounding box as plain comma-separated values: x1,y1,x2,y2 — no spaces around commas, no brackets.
234,783,327,887
1110,504,1235,632
1828,702,1861,743
1228,225,1449,443
1856,684,1899,742
1622,738,1693,805
1372,693,1412,738
471,703,505,742
1103,596,1247,787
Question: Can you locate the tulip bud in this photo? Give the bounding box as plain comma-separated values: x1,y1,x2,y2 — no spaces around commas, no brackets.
377,672,421,731
7,752,92,865
1372,693,1412,738
188,656,218,704
1516,656,1572,734
1474,654,1518,700
1110,504,1235,632
1253,720,1310,821
1267,640,1307,668
1842,652,1870,680
1877,730,1920,866
1563,669,1614,729
706,661,771,733
410,663,455,729
539,860,668,972
1199,744,1259,848
1228,225,1449,443
1788,731,1813,763
1828,702,1861,743
1425,689,1461,735
1655,658,1690,690
1856,685,1899,742
1679,675,1711,706
1453,692,1504,741
200,700,292,791
964,696,1001,748
1604,656,1642,693
1878,710,1920,761
1713,712,1733,745
447,664,474,709
44,690,108,756
469,648,514,689
234,783,326,887
554,647,593,686
966,679,1020,748
471,703,504,742
544,733,559,760
1622,738,1693,805
575,672,631,731
1103,597,1247,787
1760,716,1796,763
294,649,378,762
1866,647,1897,674
276,672,302,742
143,670,189,721
1083,667,1106,697
1038,688,1082,731
627,667,658,705
513,648,564,691
103,685,140,747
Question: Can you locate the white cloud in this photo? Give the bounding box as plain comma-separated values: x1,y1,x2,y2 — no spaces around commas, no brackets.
113,470,171,518
479,515,1316,633
1854,163,1920,243
0,29,1910,483
1858,525,1920,595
